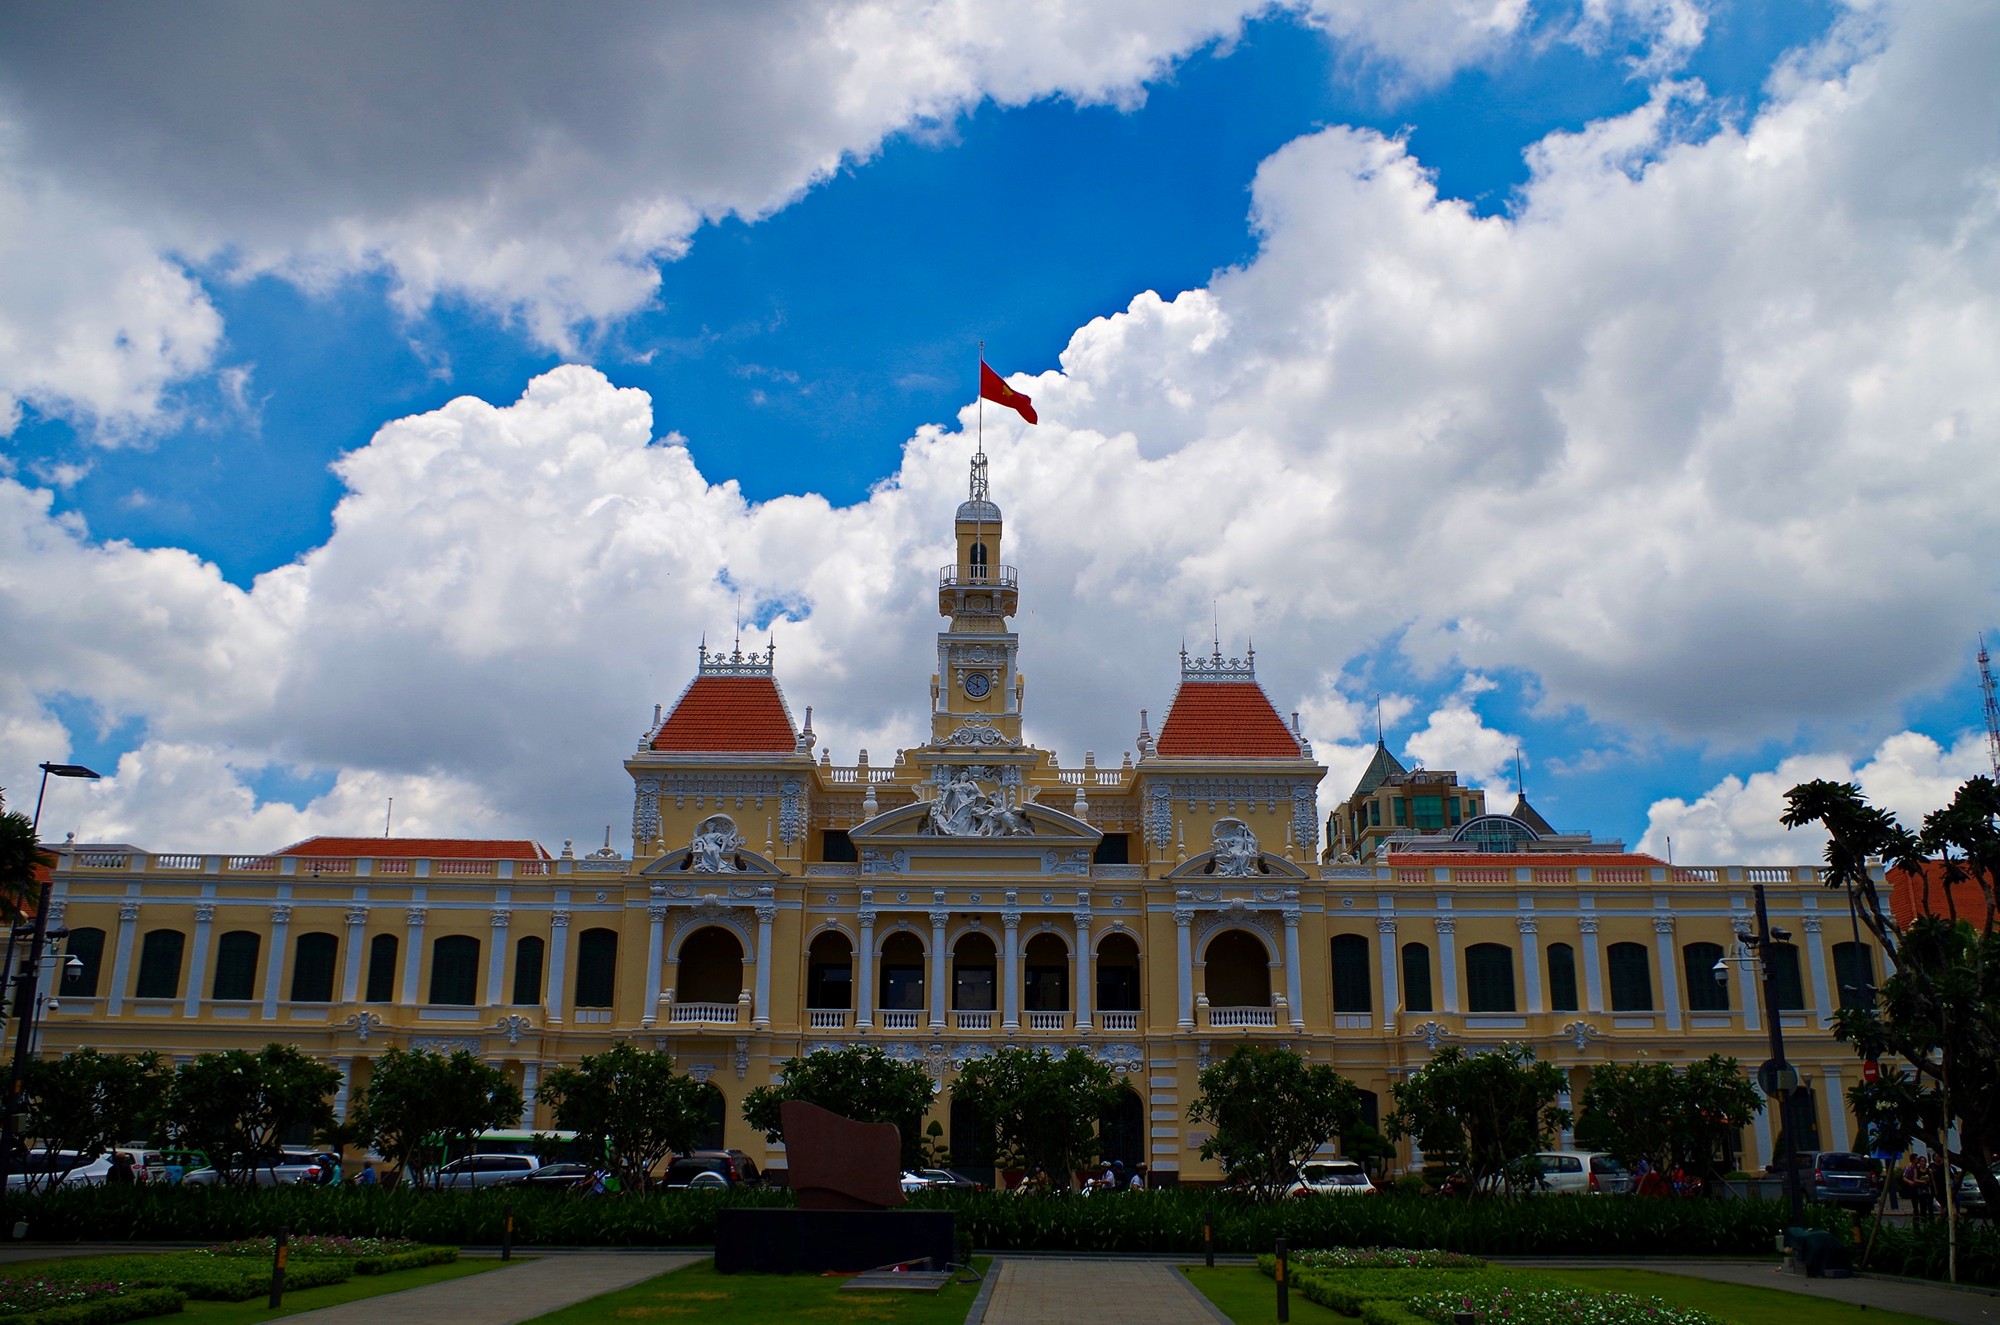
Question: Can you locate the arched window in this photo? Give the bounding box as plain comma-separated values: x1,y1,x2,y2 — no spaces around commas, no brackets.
1401,942,1433,1013
575,928,618,1008
210,930,261,1001
953,932,997,1011
429,935,480,1005
60,927,104,997
1023,933,1069,1012
1464,943,1516,1013
969,540,988,580
512,935,545,1005
134,929,185,999
1204,930,1270,1007
879,932,925,1010
290,932,338,1003
694,1083,726,1150
1331,934,1370,1014
807,931,853,1009
1095,932,1140,1012
1099,1087,1144,1167
1832,941,1875,1010
1546,942,1578,1012
365,933,398,1003
1683,942,1727,1012
678,927,744,1004
1768,944,1806,1010
1607,942,1653,1012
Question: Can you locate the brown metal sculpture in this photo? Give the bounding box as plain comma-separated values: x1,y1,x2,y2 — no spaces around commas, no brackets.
780,1099,908,1211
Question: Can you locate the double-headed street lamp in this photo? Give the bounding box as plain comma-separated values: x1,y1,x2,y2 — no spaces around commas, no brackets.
1712,882,1803,1224
4,761,99,1192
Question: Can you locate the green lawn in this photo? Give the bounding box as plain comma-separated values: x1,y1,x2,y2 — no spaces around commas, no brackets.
1180,1266,1348,1324
523,1257,992,1324
1535,1268,1939,1325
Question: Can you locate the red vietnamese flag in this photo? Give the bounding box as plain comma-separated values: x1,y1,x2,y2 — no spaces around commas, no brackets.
979,360,1038,425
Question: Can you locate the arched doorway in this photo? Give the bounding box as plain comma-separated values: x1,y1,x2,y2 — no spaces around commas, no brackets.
1203,929,1271,1008
1096,932,1140,1013
879,931,925,1011
1023,932,1069,1012
1099,1086,1143,1169
678,926,744,1005
953,932,997,1011
806,931,853,1009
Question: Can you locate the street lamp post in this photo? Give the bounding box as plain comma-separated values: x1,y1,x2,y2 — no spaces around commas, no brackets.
1714,882,1803,1225
3,762,99,1205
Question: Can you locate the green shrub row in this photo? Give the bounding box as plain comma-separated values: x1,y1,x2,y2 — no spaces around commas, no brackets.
353,1247,458,1275
1402,1280,1728,1325
0,1286,185,1325
9,1183,1848,1257
12,1253,350,1303
1290,1268,1524,1315
1860,1217,2000,1287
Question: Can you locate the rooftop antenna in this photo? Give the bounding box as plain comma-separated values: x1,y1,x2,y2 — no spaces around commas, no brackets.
1374,694,1383,745
1514,747,1526,798
384,797,393,838
1982,636,2000,782
733,592,743,655
1212,601,1220,658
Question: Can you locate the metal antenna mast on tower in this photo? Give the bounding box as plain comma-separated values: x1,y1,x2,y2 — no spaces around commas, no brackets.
1980,636,2000,781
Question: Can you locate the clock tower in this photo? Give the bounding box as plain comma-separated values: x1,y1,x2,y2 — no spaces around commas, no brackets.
930,447,1024,747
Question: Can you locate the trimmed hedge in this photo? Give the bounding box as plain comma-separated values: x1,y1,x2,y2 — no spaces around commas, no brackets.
1861,1217,2000,1287
10,1183,1847,1258
354,1247,458,1275
1291,1268,1526,1315
12,1254,350,1303
0,1287,184,1325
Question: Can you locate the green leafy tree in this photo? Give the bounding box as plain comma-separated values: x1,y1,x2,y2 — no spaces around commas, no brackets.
539,1042,717,1190
164,1044,341,1186
1187,1044,1363,1198
353,1047,524,1186
951,1046,1124,1189
742,1044,937,1169
1573,1055,1762,1184
0,792,53,923
20,1050,168,1189
1385,1043,1570,1195
1783,776,2000,1215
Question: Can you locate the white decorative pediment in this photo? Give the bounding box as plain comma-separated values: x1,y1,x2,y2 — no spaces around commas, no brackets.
643,845,784,877
849,797,1100,845
1167,849,1308,880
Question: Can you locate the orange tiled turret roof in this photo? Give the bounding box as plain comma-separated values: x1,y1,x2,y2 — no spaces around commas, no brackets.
650,641,799,754
1153,645,1305,759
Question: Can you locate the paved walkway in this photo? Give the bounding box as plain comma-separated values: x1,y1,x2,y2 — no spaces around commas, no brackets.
282,1251,698,1324
971,1259,1226,1324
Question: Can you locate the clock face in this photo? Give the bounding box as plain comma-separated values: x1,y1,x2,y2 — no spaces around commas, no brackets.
962,672,992,699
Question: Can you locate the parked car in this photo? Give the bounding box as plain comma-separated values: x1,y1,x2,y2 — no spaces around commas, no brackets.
433,1153,542,1190
1803,1151,1879,1209
497,1161,598,1191
1509,1151,1632,1195
1289,1159,1377,1197
183,1149,326,1187
905,1168,982,1191
4,1150,113,1192
662,1150,761,1189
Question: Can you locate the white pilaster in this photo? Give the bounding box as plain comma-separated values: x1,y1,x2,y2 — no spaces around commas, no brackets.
1002,911,1021,1030
1435,916,1460,1013
341,904,367,1003
1376,915,1399,1020
856,902,876,1029
1283,911,1304,1030
1579,914,1605,1014
1519,915,1544,1013
485,907,511,1007
1803,914,1833,1023
545,909,570,1024
521,1061,540,1128
1073,908,1093,1030
1823,1064,1850,1151
754,905,775,1030
183,902,215,1016
1654,913,1683,1031
401,905,425,1006
107,901,139,1016
261,904,291,1019
643,905,666,1027
929,909,949,1030
1176,908,1195,1030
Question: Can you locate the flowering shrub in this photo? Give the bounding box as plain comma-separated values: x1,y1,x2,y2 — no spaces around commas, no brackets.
1290,1248,1488,1271
0,1278,125,1312
1406,1283,1727,1325
202,1235,421,1259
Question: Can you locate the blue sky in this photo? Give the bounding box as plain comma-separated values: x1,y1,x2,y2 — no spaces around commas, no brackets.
3,0,1995,858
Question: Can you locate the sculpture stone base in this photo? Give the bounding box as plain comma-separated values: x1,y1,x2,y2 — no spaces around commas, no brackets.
714,1208,956,1275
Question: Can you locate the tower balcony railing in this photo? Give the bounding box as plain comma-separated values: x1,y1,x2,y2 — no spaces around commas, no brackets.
938,564,1018,590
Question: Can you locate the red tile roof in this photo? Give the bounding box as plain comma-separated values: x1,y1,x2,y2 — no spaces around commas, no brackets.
653,675,798,753
1155,681,1303,758
1888,862,2000,928
277,837,551,860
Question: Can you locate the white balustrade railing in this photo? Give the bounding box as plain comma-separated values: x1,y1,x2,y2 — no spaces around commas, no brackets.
227,855,278,871
1208,1006,1276,1028
808,1009,851,1030
155,854,204,870
1028,1011,1070,1031
953,1010,994,1031
1097,1011,1139,1032
879,1010,920,1030
669,1002,740,1025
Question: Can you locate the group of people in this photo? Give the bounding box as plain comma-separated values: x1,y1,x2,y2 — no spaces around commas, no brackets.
1010,1160,1148,1193
1896,1153,1944,1216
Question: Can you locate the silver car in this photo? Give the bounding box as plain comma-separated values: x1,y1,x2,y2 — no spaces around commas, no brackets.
433,1153,542,1189
1289,1160,1378,1197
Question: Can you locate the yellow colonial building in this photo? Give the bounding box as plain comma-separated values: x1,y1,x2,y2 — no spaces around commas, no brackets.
40,451,1871,1181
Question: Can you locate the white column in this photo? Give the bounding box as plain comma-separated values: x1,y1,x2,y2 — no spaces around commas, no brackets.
1002,912,1021,1030
1376,916,1399,1020
401,906,426,1006
261,904,291,1019
486,908,510,1006
183,903,215,1015
1519,917,1544,1013
1176,909,1195,1030
1579,916,1605,1014
333,1057,355,1123
929,909,949,1030
1435,917,1460,1012
1073,908,1093,1030
341,905,367,1003
1751,1083,1774,1168
545,910,570,1024
754,904,775,1030
855,906,876,1029
1282,911,1304,1030
107,901,139,1016
1802,915,1833,1024
520,1061,540,1128
1557,1082,1575,1147
1823,1065,1850,1151
1654,915,1683,1031
643,905,666,1027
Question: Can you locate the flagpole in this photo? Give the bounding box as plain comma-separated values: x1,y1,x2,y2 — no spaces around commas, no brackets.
977,339,984,457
